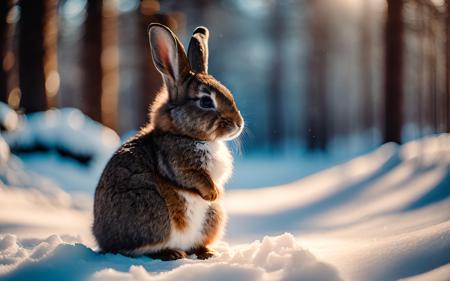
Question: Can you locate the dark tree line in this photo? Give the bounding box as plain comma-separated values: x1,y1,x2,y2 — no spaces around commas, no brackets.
0,0,179,132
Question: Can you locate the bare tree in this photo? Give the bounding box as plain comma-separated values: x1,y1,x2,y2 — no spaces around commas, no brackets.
0,0,11,103
416,2,425,137
305,0,330,151
191,0,211,25
80,0,103,122
383,0,404,143
446,0,450,132
268,0,283,148
43,0,59,108
101,0,119,130
426,7,438,133
360,0,373,133
137,5,178,128
18,0,48,112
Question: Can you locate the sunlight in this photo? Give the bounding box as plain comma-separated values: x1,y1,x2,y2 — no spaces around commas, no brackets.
45,71,60,97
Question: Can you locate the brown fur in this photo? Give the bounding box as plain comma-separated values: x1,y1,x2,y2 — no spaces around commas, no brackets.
201,203,225,246
154,175,187,231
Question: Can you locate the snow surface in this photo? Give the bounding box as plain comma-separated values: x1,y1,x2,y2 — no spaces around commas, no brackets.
0,233,341,281
1,107,450,281
400,264,450,281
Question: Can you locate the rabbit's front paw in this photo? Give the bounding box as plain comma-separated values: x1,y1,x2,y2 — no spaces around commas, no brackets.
200,185,219,201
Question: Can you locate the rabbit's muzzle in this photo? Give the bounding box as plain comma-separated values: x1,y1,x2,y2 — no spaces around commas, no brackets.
216,114,243,140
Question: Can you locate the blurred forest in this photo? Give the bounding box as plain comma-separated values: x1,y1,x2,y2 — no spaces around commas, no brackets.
0,0,449,153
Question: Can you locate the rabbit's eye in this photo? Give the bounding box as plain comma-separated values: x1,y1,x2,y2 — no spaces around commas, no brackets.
199,96,214,109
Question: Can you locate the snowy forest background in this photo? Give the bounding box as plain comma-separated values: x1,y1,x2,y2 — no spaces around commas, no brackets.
1,0,449,153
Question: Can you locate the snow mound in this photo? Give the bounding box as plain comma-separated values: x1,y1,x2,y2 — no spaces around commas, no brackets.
0,234,73,275
94,233,342,281
400,263,450,281
0,133,81,210
0,233,342,281
0,136,10,164
0,102,19,132
0,135,68,200
1,108,120,192
3,108,119,159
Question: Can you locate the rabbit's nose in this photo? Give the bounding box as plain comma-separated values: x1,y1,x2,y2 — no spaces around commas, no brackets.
234,120,244,135
236,115,244,129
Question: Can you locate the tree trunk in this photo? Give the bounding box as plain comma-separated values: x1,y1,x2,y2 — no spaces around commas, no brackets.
81,0,103,122
446,0,450,132
18,0,47,112
138,3,177,127
305,1,329,151
0,0,11,103
42,0,58,108
191,0,210,25
101,0,119,130
360,0,373,132
428,18,438,133
383,0,404,143
268,1,283,148
416,2,425,137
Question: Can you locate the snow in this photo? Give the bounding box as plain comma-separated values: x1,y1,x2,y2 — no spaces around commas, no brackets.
0,233,340,281
1,106,450,281
92,233,341,281
0,102,19,132
400,264,450,281
1,107,120,192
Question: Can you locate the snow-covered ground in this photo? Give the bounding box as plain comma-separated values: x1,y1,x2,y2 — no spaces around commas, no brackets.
1,106,449,281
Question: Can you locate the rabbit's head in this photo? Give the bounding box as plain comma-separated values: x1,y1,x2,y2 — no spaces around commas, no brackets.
148,24,244,141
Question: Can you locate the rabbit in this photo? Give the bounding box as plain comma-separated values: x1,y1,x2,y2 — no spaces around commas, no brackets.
92,23,244,261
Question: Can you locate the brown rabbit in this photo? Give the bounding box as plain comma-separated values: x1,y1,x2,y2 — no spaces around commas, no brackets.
92,24,244,261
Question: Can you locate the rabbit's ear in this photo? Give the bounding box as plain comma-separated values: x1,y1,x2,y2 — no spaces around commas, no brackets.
148,23,190,82
187,26,209,73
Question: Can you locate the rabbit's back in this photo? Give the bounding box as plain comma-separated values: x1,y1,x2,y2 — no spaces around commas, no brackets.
93,135,171,253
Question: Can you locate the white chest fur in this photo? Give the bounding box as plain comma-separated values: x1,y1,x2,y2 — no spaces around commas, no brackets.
165,191,211,251
196,141,233,188
165,141,231,251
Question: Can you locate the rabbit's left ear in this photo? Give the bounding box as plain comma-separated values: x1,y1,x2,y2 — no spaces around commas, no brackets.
148,23,190,83
187,26,209,73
